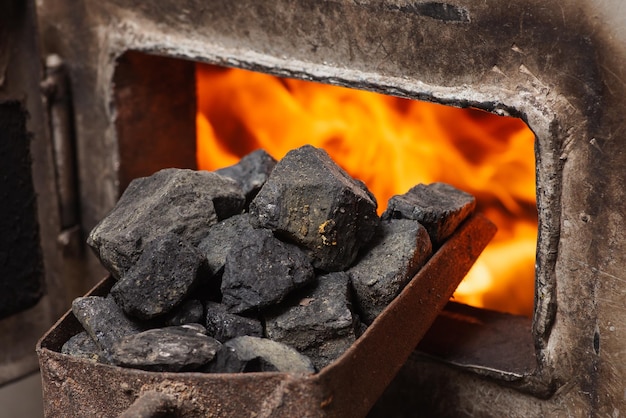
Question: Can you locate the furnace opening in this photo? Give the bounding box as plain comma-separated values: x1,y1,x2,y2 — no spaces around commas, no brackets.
112,51,540,379
195,63,538,318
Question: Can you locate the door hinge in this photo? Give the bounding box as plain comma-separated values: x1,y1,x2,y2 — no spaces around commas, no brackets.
41,54,82,257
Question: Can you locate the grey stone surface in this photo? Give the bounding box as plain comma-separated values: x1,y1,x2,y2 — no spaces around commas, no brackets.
71,296,144,357
249,145,379,271
221,228,315,313
348,219,433,324
215,148,277,204
202,344,258,373
205,302,263,342
61,331,105,363
381,182,475,245
87,168,245,279
109,325,221,372
197,213,256,276
165,299,205,326
210,336,315,374
110,233,207,320
265,272,358,370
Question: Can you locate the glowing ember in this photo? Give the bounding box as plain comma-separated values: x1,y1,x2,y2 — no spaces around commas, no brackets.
196,63,537,317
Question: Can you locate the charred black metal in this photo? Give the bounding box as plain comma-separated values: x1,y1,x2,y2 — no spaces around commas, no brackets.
0,101,45,318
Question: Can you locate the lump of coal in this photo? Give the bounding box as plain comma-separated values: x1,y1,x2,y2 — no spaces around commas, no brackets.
87,168,245,279
381,182,475,245
221,228,315,314
165,299,204,326
109,324,221,372
249,145,379,272
215,149,277,204
61,331,105,363
265,272,358,370
197,214,256,276
205,302,263,342
348,219,432,324
202,345,260,373
110,233,207,320
206,336,315,374
72,296,144,358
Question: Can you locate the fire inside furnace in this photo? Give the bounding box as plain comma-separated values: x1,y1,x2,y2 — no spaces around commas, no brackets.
196,63,537,317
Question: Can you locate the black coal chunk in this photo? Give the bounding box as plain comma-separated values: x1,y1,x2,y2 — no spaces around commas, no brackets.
61,331,105,363
202,345,260,373
165,299,204,326
72,296,144,358
221,228,315,314
205,302,263,342
110,233,207,320
381,182,475,245
205,336,315,374
215,149,277,205
197,214,256,276
249,145,379,271
87,168,245,279
265,272,358,370
109,324,221,372
348,219,432,324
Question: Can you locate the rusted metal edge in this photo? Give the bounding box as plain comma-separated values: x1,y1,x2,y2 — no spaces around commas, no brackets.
37,214,496,417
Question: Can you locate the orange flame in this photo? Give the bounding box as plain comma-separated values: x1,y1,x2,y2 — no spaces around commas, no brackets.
196,63,537,317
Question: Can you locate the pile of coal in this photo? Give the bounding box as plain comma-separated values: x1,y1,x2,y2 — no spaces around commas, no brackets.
64,145,475,374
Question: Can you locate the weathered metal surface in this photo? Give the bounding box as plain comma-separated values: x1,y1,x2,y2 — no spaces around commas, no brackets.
118,390,177,418
35,0,626,415
38,214,495,417
0,0,67,385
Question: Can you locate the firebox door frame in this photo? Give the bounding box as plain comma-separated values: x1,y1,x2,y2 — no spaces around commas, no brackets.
111,48,541,389
111,45,559,389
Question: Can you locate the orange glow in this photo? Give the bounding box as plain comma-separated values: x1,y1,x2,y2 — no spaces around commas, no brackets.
196,63,538,317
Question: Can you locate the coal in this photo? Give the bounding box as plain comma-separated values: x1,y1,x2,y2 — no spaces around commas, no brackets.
249,145,379,271
109,324,221,372
165,299,204,326
196,213,257,276
202,344,260,373
381,182,475,245
110,233,207,320
205,302,263,342
61,331,105,363
71,296,144,358
348,219,433,324
71,146,478,376
87,168,245,279
265,272,358,370
215,149,277,204
221,228,315,314
206,336,315,374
